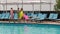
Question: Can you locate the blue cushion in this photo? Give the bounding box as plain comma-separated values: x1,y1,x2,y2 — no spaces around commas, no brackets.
49,13,58,19
14,13,18,19
52,14,58,19
36,13,47,20
27,13,34,17
30,14,38,20
1,13,6,19
5,13,10,19
0,14,2,18
27,13,31,16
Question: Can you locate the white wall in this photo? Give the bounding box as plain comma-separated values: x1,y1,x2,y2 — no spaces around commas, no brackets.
0,0,56,11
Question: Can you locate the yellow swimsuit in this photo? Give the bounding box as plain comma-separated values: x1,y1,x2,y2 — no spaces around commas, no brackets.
18,10,24,19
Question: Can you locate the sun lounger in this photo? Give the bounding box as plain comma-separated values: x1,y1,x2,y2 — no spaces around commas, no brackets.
30,14,38,20
35,13,47,21
47,13,58,20
44,13,58,22
27,13,34,18
1,13,6,19
14,13,18,19
5,13,9,19
27,13,31,17
26,13,38,21
0,14,1,18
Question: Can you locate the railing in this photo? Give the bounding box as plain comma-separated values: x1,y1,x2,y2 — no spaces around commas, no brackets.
0,1,53,13
0,1,52,5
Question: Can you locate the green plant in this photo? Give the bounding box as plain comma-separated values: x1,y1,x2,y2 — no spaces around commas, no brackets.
54,0,60,11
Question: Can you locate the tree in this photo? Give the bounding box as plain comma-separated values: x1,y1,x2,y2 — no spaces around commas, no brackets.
54,0,60,11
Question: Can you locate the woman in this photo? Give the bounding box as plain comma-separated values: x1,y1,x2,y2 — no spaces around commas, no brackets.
17,8,19,18
18,8,24,19
10,8,14,19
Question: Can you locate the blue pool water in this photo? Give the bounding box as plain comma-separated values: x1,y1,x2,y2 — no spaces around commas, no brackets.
0,23,60,34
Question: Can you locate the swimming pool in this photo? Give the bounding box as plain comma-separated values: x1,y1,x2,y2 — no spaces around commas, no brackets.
0,23,60,34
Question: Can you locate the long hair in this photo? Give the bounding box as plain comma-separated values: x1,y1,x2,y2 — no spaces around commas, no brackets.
21,8,23,11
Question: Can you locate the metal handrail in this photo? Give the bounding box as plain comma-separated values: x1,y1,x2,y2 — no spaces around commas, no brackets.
0,1,53,11
0,2,53,5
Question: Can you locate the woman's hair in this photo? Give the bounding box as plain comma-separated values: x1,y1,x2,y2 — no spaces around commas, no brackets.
21,8,23,10
18,8,19,9
11,8,13,9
